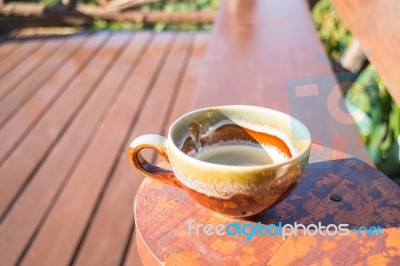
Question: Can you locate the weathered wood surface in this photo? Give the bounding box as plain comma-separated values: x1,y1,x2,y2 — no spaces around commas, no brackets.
332,0,400,105
0,31,209,266
196,0,371,163
135,145,400,265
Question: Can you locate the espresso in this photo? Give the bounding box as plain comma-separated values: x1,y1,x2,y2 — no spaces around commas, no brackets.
194,144,288,166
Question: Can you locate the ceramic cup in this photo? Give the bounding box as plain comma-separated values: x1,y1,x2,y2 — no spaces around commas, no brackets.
129,105,311,218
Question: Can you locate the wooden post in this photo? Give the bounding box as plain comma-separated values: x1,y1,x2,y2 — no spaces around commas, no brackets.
61,0,77,10
341,39,367,73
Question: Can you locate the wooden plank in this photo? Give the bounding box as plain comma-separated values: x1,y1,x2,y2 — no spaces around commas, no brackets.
0,35,86,164
0,35,87,129
0,2,215,24
166,32,209,127
0,38,62,100
74,32,191,266
0,17,92,28
107,10,214,23
195,0,371,163
0,32,115,218
124,231,142,266
125,33,209,266
0,38,42,78
19,32,175,266
106,0,159,12
151,32,209,164
332,0,400,105
0,40,21,62
0,32,139,266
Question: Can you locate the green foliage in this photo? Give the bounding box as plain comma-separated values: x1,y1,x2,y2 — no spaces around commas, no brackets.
93,20,213,31
93,0,218,31
140,0,219,12
312,0,400,179
312,0,352,62
18,0,218,31
345,67,391,162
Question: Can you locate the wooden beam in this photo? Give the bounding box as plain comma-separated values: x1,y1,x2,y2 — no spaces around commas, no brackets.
332,0,400,105
64,0,77,11
106,0,159,12
341,39,367,73
0,2,215,25
105,10,215,23
0,17,92,29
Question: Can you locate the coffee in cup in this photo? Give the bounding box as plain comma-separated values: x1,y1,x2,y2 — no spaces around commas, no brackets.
129,105,311,218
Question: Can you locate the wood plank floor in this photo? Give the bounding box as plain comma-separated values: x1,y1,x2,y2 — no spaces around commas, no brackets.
0,31,209,266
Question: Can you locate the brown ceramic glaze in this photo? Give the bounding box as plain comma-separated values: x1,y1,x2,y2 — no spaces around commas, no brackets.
129,105,311,218
181,168,304,218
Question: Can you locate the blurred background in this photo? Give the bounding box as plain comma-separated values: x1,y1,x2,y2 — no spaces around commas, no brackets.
312,0,400,183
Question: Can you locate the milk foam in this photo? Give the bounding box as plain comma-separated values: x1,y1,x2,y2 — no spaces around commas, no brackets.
174,118,300,199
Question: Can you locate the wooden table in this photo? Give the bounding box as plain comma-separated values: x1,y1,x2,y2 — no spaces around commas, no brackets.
135,145,400,265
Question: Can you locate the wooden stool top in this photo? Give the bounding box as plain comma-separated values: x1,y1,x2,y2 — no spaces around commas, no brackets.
134,145,400,265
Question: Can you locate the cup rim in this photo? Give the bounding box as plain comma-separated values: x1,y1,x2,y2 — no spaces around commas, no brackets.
167,105,311,171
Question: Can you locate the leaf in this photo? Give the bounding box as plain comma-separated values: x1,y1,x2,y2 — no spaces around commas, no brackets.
154,23,166,31
390,102,400,138
380,127,393,152
368,123,387,163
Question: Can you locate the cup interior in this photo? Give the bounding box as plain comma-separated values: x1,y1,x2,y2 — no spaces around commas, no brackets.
169,105,311,167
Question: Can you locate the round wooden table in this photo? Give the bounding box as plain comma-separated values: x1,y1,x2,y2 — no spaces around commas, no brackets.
134,145,400,265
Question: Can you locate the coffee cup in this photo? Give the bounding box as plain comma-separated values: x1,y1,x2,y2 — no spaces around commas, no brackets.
129,105,311,218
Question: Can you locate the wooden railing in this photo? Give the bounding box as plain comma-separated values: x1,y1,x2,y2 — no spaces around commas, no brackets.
195,0,372,162
0,0,215,30
332,0,400,105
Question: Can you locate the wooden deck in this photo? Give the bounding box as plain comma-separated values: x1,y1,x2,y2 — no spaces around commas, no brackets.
0,31,209,266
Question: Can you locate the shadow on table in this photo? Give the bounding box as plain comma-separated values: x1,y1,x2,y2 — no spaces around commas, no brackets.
249,158,400,229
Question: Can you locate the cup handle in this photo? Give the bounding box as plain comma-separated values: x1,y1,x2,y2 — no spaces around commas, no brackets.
128,134,182,188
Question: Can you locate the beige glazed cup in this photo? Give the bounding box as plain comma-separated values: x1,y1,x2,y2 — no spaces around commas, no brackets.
129,105,311,218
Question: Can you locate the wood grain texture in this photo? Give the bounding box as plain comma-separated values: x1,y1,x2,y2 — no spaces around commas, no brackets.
0,34,87,163
0,39,57,100
195,0,371,163
0,31,209,266
166,32,209,127
0,39,42,79
0,41,21,62
134,145,400,265
0,38,70,126
0,32,115,218
73,32,192,266
18,33,172,266
124,33,210,266
332,0,400,105
0,32,138,266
